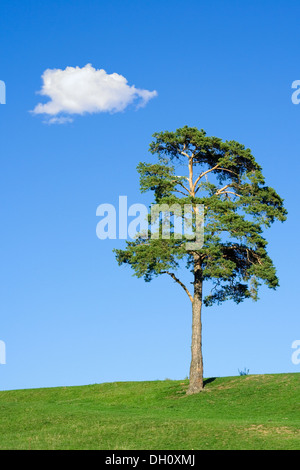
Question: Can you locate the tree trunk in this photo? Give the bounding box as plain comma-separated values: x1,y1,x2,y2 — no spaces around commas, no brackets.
187,256,204,394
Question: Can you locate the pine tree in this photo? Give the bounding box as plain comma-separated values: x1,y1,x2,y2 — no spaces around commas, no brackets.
114,126,287,394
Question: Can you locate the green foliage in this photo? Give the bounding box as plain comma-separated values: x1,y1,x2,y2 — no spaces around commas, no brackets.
115,126,287,306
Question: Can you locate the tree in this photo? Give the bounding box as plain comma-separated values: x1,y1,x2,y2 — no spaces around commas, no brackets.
114,126,287,395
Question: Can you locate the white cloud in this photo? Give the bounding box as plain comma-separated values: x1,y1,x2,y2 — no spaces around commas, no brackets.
32,64,157,123
46,116,74,125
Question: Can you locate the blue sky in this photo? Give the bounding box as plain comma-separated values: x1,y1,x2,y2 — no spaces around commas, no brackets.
0,0,299,391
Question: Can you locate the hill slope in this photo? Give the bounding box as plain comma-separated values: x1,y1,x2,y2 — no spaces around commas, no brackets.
0,373,299,450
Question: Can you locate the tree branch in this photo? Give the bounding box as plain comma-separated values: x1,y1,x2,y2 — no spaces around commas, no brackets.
221,190,242,198
188,157,194,195
218,167,239,176
181,151,190,158
162,271,193,302
176,181,191,194
193,164,220,191
174,188,190,197
215,184,231,195
193,165,240,193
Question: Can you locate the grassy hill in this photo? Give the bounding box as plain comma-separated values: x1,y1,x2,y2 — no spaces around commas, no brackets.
0,373,299,450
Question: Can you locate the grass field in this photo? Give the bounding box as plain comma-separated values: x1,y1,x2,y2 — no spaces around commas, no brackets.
0,373,299,450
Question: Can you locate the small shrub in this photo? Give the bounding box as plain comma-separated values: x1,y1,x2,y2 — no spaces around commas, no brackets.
238,367,250,376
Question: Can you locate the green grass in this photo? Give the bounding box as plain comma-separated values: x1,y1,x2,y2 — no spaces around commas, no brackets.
0,373,299,449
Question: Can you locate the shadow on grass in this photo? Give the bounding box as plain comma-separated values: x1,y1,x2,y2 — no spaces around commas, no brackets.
203,377,217,388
